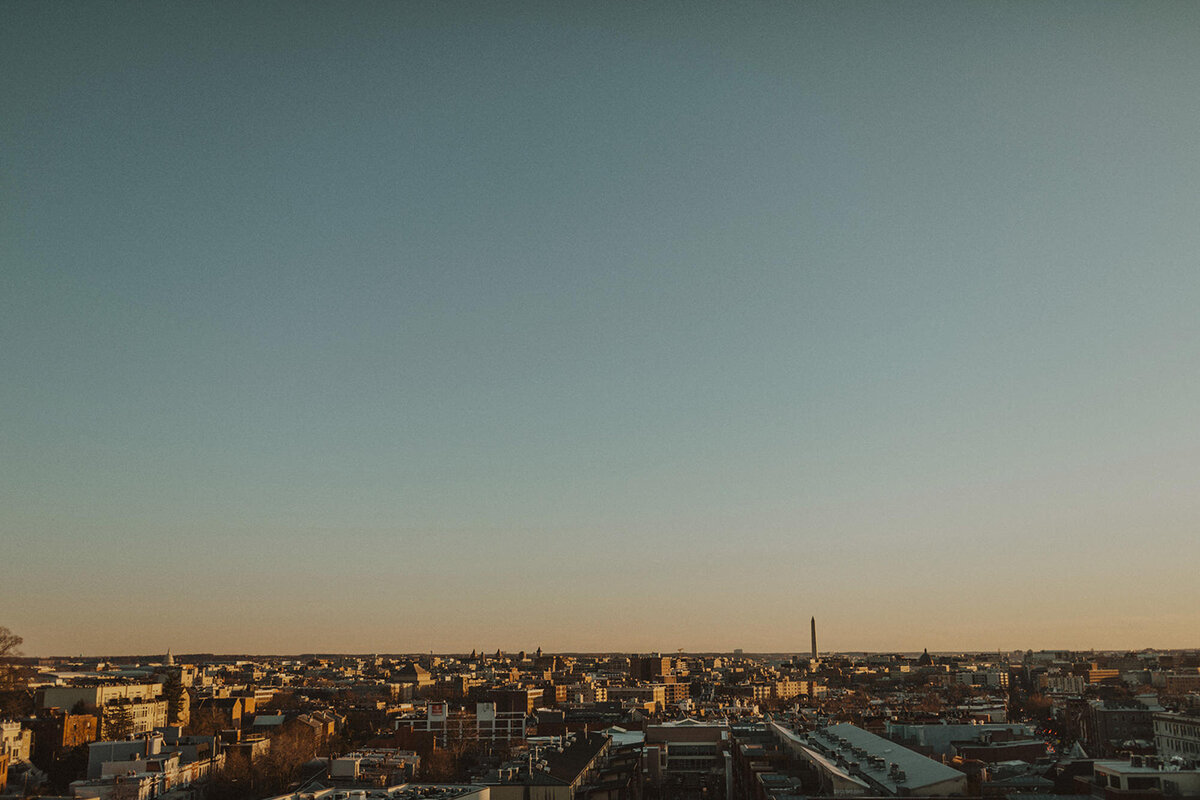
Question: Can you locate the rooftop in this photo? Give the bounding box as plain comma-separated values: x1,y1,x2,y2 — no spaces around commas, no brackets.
805,723,967,793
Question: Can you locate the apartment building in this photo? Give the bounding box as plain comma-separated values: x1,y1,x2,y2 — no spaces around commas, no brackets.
645,718,729,779
42,683,163,710
397,702,524,747
1155,710,1200,759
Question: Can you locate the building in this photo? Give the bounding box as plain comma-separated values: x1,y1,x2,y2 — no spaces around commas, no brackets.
1089,669,1122,685
956,671,1010,689
75,732,224,800
483,732,612,800
771,722,968,797
1,720,32,762
1079,698,1162,757
885,723,1039,758
772,680,824,701
566,682,607,704
28,709,99,763
645,717,730,800
105,698,168,738
40,684,168,738
492,688,544,716
265,785,487,800
329,748,419,785
396,663,435,692
41,683,163,710
631,656,674,682
1081,757,1200,800
606,686,666,709
1041,674,1087,694
189,696,249,734
1154,710,1200,760
397,702,524,748
1165,675,1200,695
661,682,690,705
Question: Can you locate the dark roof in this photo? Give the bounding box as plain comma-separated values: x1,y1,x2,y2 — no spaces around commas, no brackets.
545,732,610,785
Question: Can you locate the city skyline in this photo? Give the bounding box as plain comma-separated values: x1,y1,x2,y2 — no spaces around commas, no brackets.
12,643,1200,660
4,2,1200,656
10,622,1198,661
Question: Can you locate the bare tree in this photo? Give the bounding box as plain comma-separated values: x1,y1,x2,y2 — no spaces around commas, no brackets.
0,626,31,717
0,626,24,687
109,775,140,800
0,627,20,657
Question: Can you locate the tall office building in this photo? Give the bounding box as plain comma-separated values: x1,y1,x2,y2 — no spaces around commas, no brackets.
811,616,818,660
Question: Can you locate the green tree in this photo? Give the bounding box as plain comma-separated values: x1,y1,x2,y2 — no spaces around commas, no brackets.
163,672,186,724
104,701,135,740
45,744,91,793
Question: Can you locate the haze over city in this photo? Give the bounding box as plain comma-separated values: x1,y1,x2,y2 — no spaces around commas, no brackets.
4,2,1200,657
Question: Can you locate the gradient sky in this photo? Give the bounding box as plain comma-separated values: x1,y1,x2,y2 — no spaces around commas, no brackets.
4,2,1199,657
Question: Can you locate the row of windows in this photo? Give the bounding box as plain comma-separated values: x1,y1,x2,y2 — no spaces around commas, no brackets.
1160,737,1200,754
670,745,717,755
667,757,720,771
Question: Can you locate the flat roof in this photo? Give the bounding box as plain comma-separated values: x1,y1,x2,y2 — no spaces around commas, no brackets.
811,723,966,793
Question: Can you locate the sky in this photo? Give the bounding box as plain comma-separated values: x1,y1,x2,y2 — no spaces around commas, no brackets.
3,1,1199,657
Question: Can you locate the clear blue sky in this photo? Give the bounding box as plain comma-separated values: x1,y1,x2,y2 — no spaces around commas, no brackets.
4,1,1199,655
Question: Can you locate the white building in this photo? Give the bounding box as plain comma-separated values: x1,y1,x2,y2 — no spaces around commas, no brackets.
1,720,33,761
397,702,524,747
42,684,163,710
1154,711,1200,760
1090,757,1200,798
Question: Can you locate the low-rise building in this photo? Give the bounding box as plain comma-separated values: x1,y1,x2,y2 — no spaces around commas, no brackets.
265,784,488,800
28,709,100,763
1082,757,1200,800
885,722,1039,758
645,718,728,778
73,732,224,800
